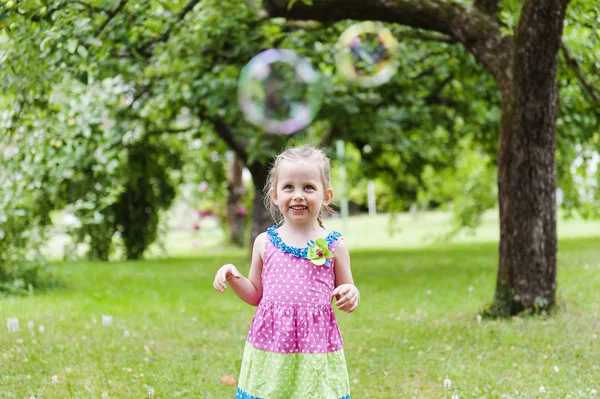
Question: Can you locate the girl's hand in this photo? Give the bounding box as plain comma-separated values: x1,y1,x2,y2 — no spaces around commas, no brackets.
213,264,242,293
331,284,360,313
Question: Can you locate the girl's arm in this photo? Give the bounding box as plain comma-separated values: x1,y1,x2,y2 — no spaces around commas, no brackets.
331,239,360,312
214,233,265,306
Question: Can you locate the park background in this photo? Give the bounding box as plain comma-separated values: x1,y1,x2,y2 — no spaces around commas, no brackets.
1,0,599,397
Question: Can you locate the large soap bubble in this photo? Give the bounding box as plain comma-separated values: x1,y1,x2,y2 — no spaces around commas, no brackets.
237,49,323,135
335,22,400,87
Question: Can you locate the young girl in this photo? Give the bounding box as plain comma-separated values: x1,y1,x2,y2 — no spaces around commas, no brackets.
213,145,360,399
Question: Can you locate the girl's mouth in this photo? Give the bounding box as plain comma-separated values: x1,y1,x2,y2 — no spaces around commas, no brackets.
290,205,308,213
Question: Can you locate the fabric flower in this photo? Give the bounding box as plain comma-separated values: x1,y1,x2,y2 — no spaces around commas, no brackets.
306,238,333,266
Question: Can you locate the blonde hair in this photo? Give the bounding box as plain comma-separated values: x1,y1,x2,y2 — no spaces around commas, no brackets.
264,145,335,229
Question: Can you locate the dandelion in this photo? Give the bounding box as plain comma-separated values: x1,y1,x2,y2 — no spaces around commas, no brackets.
7,317,19,332
444,376,452,388
539,386,546,393
452,395,459,399
102,315,113,327
552,365,559,372
590,389,597,395
28,320,34,332
38,325,45,333
51,375,58,384
476,314,482,324
148,387,155,399
102,392,108,399
124,330,130,337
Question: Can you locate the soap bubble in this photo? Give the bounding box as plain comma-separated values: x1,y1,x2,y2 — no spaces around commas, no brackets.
335,22,399,87
237,49,323,135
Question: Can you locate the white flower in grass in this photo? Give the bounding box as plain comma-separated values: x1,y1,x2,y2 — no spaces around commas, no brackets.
102,392,108,398
539,386,546,393
124,330,130,337
28,320,34,332
552,365,559,372
468,285,473,292
38,325,45,333
51,375,58,384
590,389,597,395
444,376,451,388
452,395,459,399
102,315,113,327
29,396,35,399
148,387,155,398
476,314,482,324
7,317,19,332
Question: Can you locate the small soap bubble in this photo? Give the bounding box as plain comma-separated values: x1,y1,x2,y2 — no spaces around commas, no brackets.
335,21,400,87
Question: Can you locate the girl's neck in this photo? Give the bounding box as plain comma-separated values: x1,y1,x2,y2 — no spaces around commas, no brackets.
278,221,326,245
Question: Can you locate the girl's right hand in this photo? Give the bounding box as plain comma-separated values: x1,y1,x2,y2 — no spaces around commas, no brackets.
213,264,242,293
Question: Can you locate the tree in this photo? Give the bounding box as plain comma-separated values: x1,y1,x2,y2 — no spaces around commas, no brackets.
1,0,597,299
262,0,591,315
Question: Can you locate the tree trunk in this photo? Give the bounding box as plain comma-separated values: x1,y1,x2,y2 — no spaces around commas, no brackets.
226,152,246,247
494,0,569,315
248,161,275,247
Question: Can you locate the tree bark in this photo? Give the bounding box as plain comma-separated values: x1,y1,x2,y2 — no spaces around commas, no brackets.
262,0,571,315
495,0,569,314
226,152,246,247
248,161,274,247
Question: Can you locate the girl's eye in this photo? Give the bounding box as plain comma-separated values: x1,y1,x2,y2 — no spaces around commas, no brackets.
284,184,293,190
304,185,315,190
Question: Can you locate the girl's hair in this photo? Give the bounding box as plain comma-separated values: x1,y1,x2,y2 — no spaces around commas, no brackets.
264,145,335,229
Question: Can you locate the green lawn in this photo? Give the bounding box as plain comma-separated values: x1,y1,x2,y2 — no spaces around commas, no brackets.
2,213,600,398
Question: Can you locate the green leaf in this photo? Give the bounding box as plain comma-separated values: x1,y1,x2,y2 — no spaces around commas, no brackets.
77,44,88,58
67,39,78,54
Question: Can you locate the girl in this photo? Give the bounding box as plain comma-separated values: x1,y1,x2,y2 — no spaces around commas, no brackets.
213,145,360,399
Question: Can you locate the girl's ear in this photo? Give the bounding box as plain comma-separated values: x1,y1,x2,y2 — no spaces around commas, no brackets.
323,187,333,206
269,187,277,202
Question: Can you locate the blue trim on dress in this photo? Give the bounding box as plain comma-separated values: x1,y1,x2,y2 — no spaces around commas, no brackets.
236,387,350,399
267,225,342,259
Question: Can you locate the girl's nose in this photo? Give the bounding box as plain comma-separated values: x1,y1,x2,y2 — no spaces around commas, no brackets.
293,191,305,200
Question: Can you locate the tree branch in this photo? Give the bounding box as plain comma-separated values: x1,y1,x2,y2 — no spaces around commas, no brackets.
262,0,514,96
204,115,249,164
397,31,455,43
94,0,129,37
561,42,600,104
318,124,343,148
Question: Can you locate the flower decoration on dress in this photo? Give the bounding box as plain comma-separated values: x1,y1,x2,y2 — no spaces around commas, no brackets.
307,238,334,266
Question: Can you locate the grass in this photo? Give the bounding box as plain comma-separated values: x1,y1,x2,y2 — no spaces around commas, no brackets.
1,212,600,398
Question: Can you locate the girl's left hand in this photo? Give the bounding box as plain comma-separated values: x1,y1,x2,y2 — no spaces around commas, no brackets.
331,284,360,313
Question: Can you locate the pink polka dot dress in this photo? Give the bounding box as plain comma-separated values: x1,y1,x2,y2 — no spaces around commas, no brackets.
236,226,351,399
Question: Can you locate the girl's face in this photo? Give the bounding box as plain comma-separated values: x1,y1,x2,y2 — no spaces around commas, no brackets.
270,160,333,227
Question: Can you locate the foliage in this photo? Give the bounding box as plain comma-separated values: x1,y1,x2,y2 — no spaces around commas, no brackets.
0,0,598,280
